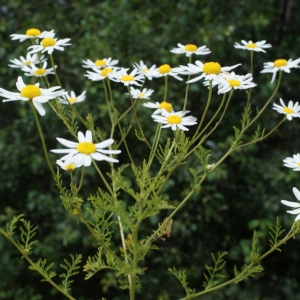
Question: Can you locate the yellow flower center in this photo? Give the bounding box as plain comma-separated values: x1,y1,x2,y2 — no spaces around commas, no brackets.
202,62,221,75
139,93,145,98
20,85,42,100
167,115,182,124
142,68,148,73
26,28,41,37
158,101,173,112
184,44,197,52
76,142,96,154
246,43,257,49
298,162,300,167
274,59,287,68
34,69,46,76
283,107,294,114
95,60,106,67
159,64,171,74
41,38,56,48
68,97,77,104
228,79,241,87
65,163,76,171
101,68,113,77
121,75,134,82
23,61,32,66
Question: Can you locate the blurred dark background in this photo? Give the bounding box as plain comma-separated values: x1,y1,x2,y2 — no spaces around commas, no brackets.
1,0,300,299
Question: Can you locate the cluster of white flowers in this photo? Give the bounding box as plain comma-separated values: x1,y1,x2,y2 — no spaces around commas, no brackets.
4,29,300,216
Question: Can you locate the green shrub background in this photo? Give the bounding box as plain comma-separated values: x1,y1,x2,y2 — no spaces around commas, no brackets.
1,0,300,299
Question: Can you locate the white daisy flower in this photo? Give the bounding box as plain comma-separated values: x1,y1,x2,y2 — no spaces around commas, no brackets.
281,187,300,222
152,110,197,131
132,60,157,80
51,130,121,167
56,160,77,173
84,67,117,81
129,87,154,100
260,58,300,84
143,101,173,115
150,64,183,81
170,43,211,57
216,72,256,94
22,61,56,77
10,28,55,43
176,61,241,83
234,40,271,52
8,53,46,69
28,37,71,55
272,98,300,121
0,76,66,116
82,57,119,69
283,154,300,171
58,91,86,105
110,68,144,86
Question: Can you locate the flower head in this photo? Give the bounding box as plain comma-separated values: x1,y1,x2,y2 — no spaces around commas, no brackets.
82,57,119,69
56,160,77,173
51,130,121,167
261,58,300,84
110,68,144,86
281,187,300,222
0,76,66,116
84,67,117,81
28,37,71,55
22,61,56,77
176,60,241,83
216,72,256,94
283,154,300,171
170,43,211,57
129,87,154,100
132,60,157,80
234,40,271,52
152,110,197,131
143,101,173,115
8,53,46,69
58,91,86,105
272,98,300,121
10,28,55,43
150,64,183,81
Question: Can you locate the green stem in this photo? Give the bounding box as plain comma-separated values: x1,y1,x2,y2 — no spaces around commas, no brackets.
0,228,75,300
72,105,89,129
147,124,162,170
246,71,282,129
49,54,62,87
192,80,213,139
145,173,207,248
246,51,254,107
92,161,133,231
180,223,299,299
184,90,232,159
29,102,55,178
236,117,286,149
164,76,169,101
182,56,192,111
77,166,85,192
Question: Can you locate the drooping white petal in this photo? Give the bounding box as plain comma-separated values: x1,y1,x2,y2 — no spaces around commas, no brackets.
91,152,119,162
293,187,300,200
281,200,300,208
